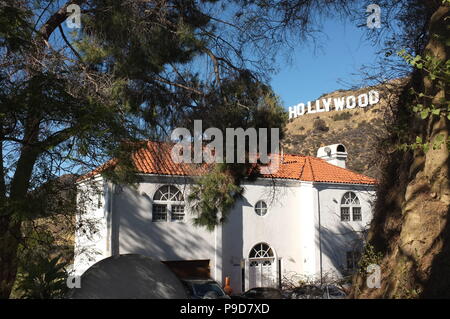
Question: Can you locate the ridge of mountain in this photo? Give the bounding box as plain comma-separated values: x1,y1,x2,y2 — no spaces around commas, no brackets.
283,80,404,179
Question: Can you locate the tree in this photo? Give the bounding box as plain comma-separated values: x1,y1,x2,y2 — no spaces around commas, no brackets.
0,0,289,298
351,1,450,298
1,0,447,299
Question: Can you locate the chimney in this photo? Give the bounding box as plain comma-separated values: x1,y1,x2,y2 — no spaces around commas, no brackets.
316,144,347,168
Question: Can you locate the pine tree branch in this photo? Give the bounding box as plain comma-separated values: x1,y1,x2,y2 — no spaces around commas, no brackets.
58,25,83,62
39,0,86,41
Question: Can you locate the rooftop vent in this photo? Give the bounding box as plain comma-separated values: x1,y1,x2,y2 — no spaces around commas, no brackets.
316,144,347,168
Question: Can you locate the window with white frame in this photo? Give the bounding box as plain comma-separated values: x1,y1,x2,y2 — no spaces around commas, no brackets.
254,200,268,216
152,185,185,222
171,205,185,221
340,192,362,221
152,204,167,221
352,207,362,221
249,243,274,259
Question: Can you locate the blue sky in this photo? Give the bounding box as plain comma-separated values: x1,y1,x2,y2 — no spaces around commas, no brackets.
270,16,380,110
61,5,382,112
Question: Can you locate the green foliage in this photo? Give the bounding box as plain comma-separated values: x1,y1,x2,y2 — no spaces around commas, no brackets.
0,0,295,298
180,74,287,230
358,244,383,274
396,50,450,151
184,72,287,135
74,37,109,64
15,255,69,299
398,136,429,152
188,164,244,231
398,50,450,120
0,1,32,51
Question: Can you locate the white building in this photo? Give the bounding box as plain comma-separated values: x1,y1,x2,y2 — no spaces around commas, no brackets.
74,142,376,293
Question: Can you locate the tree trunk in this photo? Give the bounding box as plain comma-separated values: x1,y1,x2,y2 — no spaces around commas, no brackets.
0,117,41,298
352,4,449,299
0,218,22,299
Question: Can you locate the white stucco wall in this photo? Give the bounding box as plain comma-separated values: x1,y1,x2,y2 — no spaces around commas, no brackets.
315,183,376,280
221,179,304,293
243,180,302,289
74,174,376,291
74,177,109,276
113,175,220,282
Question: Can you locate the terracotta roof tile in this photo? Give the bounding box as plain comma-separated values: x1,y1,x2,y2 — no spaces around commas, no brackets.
80,141,377,185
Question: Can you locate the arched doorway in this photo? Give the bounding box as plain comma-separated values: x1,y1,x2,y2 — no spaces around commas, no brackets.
248,243,277,289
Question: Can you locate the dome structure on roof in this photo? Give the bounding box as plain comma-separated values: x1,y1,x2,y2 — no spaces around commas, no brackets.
317,144,348,168
67,254,187,299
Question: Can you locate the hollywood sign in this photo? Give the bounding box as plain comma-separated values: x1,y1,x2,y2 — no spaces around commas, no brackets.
289,90,380,119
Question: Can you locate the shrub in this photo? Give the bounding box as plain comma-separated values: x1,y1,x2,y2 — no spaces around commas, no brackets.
331,112,352,121
15,255,69,299
313,118,329,132
358,244,383,274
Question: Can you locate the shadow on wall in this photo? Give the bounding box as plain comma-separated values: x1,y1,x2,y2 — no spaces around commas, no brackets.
221,193,250,292
114,184,215,267
316,222,365,279
316,187,374,280
103,177,304,291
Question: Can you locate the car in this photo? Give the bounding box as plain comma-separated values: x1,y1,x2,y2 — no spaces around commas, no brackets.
181,279,231,299
234,287,283,299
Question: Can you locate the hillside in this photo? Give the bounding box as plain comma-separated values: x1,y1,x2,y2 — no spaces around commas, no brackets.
283,80,404,180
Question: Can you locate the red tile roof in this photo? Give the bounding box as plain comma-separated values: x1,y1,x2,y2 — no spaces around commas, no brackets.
264,154,377,184
80,141,377,185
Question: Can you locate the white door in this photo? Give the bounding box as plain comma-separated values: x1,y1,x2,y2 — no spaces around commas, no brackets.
249,259,276,289
248,243,277,289
261,260,276,287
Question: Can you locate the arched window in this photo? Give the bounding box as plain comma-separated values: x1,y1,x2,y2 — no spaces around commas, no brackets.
152,185,185,222
254,200,268,216
249,243,274,259
340,192,361,221
153,185,184,201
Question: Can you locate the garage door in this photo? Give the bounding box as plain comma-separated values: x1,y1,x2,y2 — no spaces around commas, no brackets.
162,260,210,279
